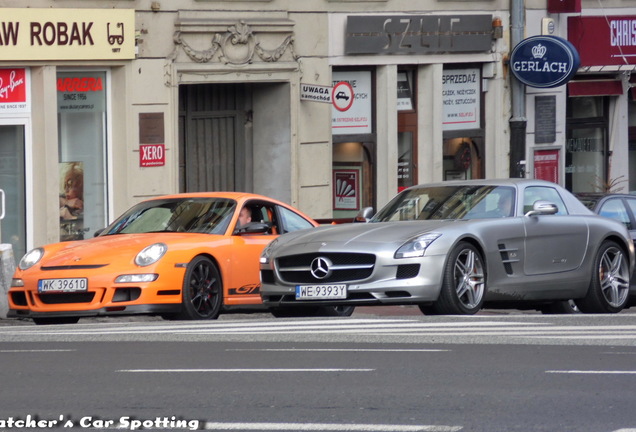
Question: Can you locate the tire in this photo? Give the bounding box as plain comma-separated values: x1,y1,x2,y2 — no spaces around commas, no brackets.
432,242,486,315
33,317,80,325
318,306,355,317
175,256,223,320
575,240,630,314
541,300,580,314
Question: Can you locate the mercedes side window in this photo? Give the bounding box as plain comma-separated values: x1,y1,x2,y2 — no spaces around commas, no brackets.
524,187,568,215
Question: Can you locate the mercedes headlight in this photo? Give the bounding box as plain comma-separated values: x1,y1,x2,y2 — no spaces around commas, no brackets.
18,248,44,270
395,234,441,259
135,243,167,266
260,238,280,264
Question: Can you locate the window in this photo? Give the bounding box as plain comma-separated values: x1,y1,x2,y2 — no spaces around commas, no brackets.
523,187,567,215
57,71,108,240
278,206,314,233
598,199,631,229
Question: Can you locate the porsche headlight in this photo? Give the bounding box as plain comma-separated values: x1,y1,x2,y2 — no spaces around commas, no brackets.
18,248,44,270
395,234,441,259
135,243,167,266
260,238,280,264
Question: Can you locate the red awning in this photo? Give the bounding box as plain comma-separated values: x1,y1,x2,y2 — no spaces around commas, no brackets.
568,80,623,96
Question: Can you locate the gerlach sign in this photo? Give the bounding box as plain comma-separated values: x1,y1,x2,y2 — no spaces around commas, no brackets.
345,15,494,55
510,36,580,88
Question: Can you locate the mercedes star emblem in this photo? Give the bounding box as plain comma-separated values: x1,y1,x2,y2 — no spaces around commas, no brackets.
310,257,333,280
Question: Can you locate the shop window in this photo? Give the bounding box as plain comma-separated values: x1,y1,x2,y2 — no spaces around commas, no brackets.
398,68,417,192
443,138,483,180
628,97,636,192
57,71,108,240
565,96,608,193
0,124,26,259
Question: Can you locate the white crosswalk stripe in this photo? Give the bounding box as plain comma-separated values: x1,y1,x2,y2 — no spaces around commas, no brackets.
2,317,636,341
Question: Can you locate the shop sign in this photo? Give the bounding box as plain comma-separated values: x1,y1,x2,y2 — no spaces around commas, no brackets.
57,72,105,113
139,113,165,167
0,68,30,113
568,16,636,66
331,71,372,135
0,8,134,61
345,15,493,55
510,36,580,88
300,84,332,104
140,144,165,167
442,68,481,131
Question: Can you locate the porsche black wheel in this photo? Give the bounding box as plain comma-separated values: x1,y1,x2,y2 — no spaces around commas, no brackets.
575,241,629,314
433,242,486,315
176,256,223,320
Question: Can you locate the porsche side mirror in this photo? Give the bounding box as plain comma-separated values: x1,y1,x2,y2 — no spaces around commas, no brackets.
525,200,558,217
234,222,271,235
354,207,374,223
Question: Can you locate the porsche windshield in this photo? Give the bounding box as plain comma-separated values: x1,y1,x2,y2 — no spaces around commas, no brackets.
102,198,237,235
372,185,516,222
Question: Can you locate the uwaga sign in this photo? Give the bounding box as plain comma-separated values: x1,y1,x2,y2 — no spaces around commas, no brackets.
0,8,134,61
510,36,580,88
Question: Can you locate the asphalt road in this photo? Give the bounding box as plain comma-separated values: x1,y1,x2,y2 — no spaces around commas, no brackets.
0,308,635,432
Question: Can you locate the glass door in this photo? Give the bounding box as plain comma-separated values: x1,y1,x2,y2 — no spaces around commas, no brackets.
565,97,609,193
0,123,26,260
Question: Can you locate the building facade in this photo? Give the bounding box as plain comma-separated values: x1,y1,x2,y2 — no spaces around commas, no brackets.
0,0,511,260
525,0,636,194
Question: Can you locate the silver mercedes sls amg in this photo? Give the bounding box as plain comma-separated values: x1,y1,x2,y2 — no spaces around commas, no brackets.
260,179,635,315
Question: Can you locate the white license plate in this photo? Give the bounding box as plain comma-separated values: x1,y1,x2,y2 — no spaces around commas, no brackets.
38,278,88,293
295,284,347,300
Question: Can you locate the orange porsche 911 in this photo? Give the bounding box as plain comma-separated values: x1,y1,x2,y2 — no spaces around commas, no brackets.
8,192,329,324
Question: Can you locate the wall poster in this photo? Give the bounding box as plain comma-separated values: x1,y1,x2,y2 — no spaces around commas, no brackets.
333,169,360,211
534,149,559,184
59,161,85,241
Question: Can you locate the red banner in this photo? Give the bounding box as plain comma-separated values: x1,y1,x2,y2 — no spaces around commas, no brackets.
568,16,636,66
548,0,580,13
0,68,27,103
534,150,559,184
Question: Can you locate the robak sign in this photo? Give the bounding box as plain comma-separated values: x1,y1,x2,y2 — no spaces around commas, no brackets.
0,8,135,60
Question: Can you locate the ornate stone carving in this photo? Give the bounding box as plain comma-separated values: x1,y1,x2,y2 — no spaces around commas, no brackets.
172,20,296,65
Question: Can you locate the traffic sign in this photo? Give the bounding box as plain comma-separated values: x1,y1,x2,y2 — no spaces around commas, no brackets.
332,81,354,112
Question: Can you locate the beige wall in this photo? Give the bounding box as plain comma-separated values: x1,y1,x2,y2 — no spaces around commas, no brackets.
0,0,514,249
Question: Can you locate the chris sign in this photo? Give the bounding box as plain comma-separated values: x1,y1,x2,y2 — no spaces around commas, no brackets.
510,36,580,88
